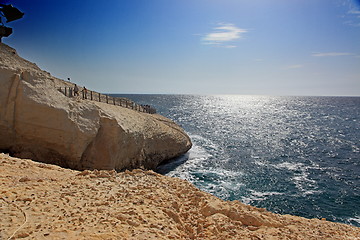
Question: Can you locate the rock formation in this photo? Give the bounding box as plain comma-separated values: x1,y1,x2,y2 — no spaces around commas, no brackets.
1,154,359,239
0,43,192,170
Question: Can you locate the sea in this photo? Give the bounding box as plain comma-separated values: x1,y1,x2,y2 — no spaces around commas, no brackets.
112,94,360,227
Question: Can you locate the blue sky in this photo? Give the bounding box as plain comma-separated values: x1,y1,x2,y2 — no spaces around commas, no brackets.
2,0,360,95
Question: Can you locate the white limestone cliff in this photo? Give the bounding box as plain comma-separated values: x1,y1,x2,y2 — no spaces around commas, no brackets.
0,43,192,170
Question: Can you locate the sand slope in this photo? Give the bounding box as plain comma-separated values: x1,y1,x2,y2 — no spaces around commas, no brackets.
1,153,359,240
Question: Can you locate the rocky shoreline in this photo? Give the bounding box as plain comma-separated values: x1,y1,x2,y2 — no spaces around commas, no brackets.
1,43,359,239
1,153,359,239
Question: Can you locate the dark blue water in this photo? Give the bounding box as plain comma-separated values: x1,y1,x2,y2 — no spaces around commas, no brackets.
113,94,360,227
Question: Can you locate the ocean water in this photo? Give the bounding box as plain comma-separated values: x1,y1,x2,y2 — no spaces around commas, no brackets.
113,94,360,227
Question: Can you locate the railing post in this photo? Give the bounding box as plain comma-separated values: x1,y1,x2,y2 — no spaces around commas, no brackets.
65,87,67,96
113,97,115,105
106,95,108,103
99,93,101,102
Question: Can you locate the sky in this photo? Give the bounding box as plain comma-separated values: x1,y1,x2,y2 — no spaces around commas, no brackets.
2,0,360,95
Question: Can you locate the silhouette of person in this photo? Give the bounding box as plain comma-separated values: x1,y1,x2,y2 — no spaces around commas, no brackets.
82,86,87,99
74,84,79,96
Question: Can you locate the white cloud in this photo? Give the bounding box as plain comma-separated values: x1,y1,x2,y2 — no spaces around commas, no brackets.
348,9,360,14
202,23,247,48
340,0,360,26
311,52,354,57
223,45,237,48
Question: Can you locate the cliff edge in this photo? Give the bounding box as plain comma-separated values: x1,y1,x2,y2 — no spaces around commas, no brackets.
0,43,192,170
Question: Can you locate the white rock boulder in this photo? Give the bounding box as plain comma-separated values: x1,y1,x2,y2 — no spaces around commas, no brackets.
0,43,192,170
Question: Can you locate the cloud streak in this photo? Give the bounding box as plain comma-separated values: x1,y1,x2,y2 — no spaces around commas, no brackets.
348,9,360,14
202,23,247,48
311,52,354,57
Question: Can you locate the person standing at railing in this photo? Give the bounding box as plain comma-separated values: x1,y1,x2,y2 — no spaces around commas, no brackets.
74,84,79,96
82,86,87,99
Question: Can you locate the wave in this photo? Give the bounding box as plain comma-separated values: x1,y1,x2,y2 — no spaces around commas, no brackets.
347,216,360,226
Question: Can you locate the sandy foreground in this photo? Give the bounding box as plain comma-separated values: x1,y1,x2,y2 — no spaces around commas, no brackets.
0,153,359,240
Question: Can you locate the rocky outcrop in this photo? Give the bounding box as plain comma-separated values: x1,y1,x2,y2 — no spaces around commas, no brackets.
1,154,359,239
0,43,192,170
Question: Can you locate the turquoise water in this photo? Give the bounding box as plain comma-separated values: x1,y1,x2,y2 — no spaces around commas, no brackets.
113,94,360,227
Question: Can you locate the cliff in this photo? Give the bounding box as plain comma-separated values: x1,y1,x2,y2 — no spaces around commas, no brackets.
1,154,359,239
0,43,192,170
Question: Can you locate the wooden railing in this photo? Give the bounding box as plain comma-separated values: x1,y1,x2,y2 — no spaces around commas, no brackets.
57,86,156,114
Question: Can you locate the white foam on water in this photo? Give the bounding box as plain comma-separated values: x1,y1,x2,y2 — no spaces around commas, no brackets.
242,190,284,205
241,196,263,205
301,189,322,195
219,181,244,191
270,160,325,196
292,173,316,184
253,159,268,166
187,144,212,162
253,159,325,196
164,136,213,180
190,134,220,152
348,216,360,225
352,144,360,153
275,162,304,171
163,133,246,199
292,171,322,196
206,167,244,178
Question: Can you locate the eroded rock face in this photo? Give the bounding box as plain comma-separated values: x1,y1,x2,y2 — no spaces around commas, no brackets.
0,43,192,170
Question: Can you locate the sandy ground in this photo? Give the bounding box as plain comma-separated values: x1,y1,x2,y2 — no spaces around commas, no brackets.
0,153,359,240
